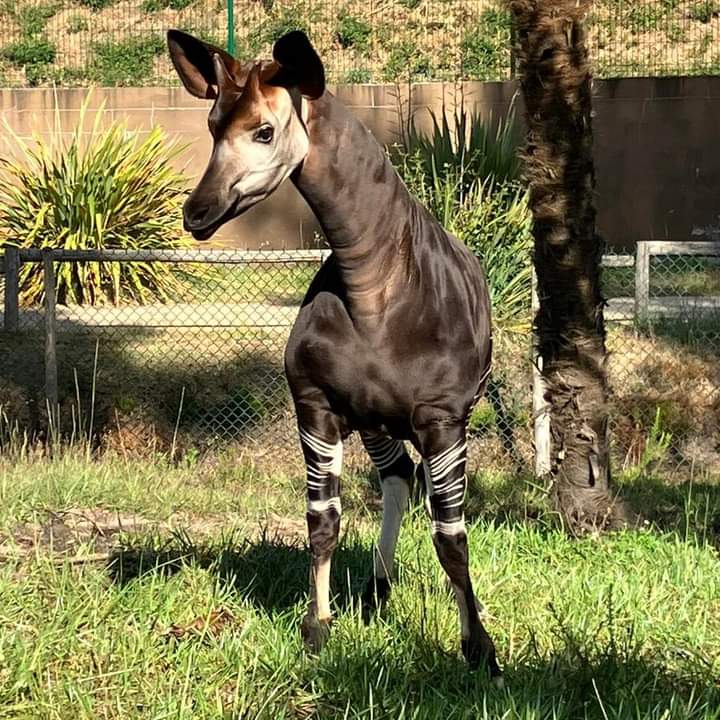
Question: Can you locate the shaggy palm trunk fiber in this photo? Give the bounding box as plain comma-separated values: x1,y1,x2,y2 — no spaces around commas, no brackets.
509,0,629,533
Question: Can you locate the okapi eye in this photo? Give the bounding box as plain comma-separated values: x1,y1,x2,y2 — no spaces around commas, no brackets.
254,124,274,143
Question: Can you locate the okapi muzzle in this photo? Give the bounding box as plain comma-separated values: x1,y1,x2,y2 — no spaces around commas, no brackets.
167,30,320,241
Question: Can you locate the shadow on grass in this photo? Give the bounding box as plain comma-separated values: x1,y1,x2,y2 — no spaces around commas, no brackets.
108,531,719,717
309,634,720,720
464,468,720,544
618,473,720,544
108,530,373,613
103,523,720,718
0,322,290,448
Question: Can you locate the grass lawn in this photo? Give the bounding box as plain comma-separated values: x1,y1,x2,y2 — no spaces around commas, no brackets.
0,447,718,719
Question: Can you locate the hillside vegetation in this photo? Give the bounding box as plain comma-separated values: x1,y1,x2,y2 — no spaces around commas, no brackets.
0,0,718,86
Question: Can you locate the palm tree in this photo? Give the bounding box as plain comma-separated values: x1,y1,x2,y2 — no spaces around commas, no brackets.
508,0,629,533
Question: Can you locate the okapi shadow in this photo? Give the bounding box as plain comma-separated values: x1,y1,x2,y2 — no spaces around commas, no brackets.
108,530,373,613
309,632,719,719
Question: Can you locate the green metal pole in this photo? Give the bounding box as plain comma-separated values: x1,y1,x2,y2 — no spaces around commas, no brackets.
227,0,235,55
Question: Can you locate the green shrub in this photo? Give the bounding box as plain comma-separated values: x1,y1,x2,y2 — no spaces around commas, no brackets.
67,14,89,34
689,1,718,23
18,4,59,36
628,2,671,31
48,66,90,84
382,40,432,81
341,68,372,83
89,36,164,85
1,36,56,66
335,13,371,51
1,36,55,85
460,8,512,80
403,105,523,189
78,0,115,10
24,62,52,86
468,401,496,434
453,179,533,331
142,0,194,12
666,23,686,44
0,96,191,306
248,7,314,53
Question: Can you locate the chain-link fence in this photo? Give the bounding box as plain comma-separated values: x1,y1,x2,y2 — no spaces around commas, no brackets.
0,1,718,88
2,243,718,477
602,242,720,477
0,248,533,473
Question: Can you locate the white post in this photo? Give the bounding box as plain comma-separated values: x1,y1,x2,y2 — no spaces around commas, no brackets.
635,241,650,320
43,250,58,424
532,270,551,477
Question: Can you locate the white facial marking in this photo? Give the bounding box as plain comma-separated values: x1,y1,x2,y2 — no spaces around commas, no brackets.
218,96,309,202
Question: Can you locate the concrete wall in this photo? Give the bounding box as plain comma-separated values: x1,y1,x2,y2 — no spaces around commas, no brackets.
1,77,719,250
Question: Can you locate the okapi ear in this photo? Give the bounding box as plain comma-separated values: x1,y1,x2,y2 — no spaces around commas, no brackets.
268,31,325,100
167,29,243,99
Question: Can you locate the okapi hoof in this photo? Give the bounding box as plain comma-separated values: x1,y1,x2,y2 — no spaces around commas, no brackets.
462,627,503,685
361,576,391,623
300,614,332,654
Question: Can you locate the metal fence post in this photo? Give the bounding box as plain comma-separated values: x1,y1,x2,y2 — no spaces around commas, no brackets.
3,247,20,332
43,250,59,423
532,270,551,477
635,241,650,320
226,0,235,54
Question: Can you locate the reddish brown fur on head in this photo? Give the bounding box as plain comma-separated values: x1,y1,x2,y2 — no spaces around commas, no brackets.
167,30,325,240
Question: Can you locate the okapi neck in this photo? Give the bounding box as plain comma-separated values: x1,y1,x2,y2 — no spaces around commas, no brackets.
292,92,417,320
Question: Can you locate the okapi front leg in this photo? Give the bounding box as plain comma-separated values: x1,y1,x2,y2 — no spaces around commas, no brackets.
359,432,414,616
420,425,502,682
299,426,343,653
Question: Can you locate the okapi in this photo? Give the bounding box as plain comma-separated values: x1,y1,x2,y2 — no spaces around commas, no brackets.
167,29,501,682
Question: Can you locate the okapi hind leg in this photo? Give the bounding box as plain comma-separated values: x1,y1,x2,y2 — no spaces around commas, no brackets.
359,432,415,618
418,423,502,683
298,420,343,654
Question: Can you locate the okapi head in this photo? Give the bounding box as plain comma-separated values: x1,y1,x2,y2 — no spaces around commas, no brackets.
167,29,325,240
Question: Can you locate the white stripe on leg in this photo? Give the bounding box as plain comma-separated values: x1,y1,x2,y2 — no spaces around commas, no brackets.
312,556,333,620
375,475,410,580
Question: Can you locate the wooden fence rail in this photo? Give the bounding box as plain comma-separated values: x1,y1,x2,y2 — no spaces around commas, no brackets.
634,240,720,320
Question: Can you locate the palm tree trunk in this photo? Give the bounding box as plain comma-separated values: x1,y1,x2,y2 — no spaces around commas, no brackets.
509,0,629,533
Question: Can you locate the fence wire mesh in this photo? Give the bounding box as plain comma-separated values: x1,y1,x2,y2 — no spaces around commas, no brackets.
0,0,718,88
602,244,720,477
2,243,718,478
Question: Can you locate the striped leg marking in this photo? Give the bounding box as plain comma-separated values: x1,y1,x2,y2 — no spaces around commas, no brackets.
301,428,343,516
361,433,407,474
361,432,413,604
426,439,467,537
300,428,343,624
423,432,501,678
